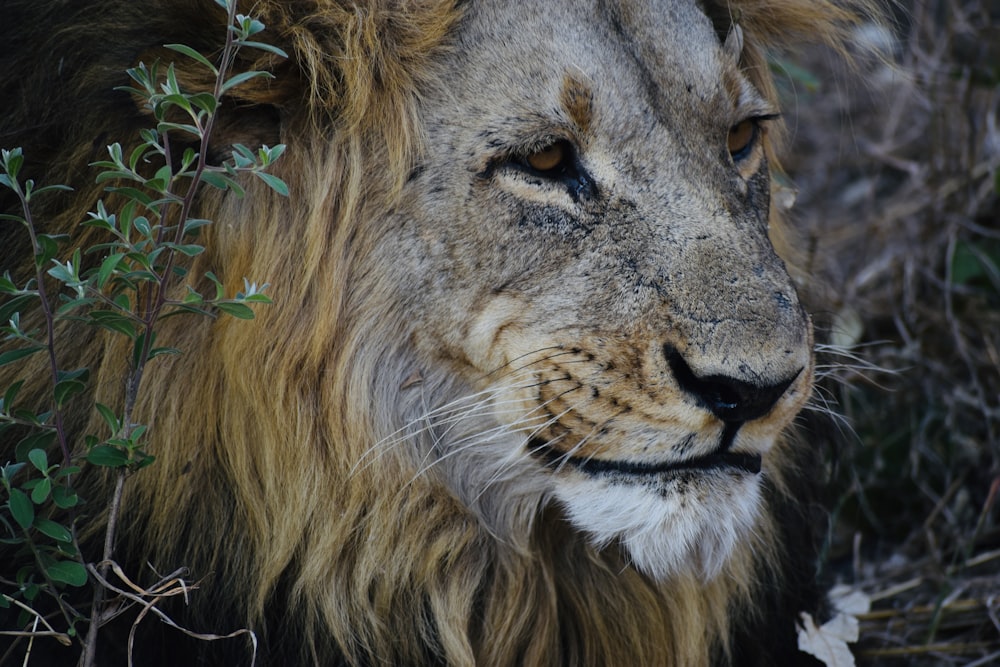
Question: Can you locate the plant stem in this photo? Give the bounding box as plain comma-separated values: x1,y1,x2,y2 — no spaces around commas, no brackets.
15,188,73,468
80,4,242,665
79,470,125,667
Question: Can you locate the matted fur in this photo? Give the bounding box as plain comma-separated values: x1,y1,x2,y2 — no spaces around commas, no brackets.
0,1,880,665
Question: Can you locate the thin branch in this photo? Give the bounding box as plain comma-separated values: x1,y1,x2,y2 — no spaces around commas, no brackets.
12,185,72,467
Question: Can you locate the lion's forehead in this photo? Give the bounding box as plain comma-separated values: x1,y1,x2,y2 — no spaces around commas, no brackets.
455,0,738,121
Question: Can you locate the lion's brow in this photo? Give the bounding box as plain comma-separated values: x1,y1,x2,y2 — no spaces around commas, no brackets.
561,70,594,135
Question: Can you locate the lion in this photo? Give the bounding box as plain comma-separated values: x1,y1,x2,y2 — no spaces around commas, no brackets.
0,0,880,664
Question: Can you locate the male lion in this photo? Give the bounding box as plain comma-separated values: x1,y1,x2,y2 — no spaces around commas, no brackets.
1,0,878,665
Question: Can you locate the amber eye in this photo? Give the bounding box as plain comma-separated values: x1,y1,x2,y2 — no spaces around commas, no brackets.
525,142,568,173
727,119,757,161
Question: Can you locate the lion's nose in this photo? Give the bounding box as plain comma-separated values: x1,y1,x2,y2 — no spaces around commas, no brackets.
664,345,800,424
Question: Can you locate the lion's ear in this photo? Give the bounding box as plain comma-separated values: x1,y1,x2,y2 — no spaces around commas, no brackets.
702,2,740,49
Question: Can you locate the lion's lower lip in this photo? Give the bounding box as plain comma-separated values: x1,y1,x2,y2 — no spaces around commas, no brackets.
528,439,762,476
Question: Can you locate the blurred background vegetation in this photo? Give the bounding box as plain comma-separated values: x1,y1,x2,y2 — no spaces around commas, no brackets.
781,0,999,663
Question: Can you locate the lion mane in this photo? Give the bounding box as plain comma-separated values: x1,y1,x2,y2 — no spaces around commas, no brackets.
1,1,880,665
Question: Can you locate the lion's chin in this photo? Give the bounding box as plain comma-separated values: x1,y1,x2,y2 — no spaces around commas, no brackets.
553,470,763,581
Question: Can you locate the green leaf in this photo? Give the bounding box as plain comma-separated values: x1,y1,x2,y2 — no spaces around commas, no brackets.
0,272,18,293
1,461,27,481
951,242,981,285
124,61,155,91
30,477,51,504
163,43,219,74
2,380,24,412
221,70,274,95
261,144,286,164
133,216,152,239
0,294,35,326
134,452,156,470
232,143,255,162
55,465,81,479
34,518,71,543
56,368,88,383
45,559,88,587
238,16,266,37
27,448,48,473
46,262,77,284
95,169,140,184
88,311,137,338
8,489,33,530
0,346,44,368
15,431,56,463
34,234,61,267
132,330,155,369
97,253,126,289
166,243,205,257
32,184,73,197
125,249,154,272
215,302,255,320
182,286,205,304
53,378,87,408
156,121,201,139
154,164,173,187
199,171,246,196
129,424,148,444
51,485,79,509
56,296,97,317
237,41,289,59
108,142,125,167
205,272,225,300
3,148,24,179
188,92,219,115
254,171,289,197
106,186,155,208
86,445,129,468
95,403,120,434
950,240,1000,291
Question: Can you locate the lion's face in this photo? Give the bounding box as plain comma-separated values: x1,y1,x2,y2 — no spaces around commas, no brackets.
378,0,813,579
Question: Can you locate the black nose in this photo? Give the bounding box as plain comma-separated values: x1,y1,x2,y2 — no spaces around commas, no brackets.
665,346,799,424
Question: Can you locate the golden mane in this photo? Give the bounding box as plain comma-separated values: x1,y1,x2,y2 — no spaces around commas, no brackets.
0,1,883,664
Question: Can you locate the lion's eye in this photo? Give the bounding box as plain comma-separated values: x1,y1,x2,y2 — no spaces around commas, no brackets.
727,119,758,161
501,139,594,201
524,141,570,174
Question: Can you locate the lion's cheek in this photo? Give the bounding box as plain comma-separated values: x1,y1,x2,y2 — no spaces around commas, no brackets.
552,470,763,581
456,293,532,373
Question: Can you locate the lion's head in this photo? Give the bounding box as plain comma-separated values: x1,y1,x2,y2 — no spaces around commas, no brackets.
0,0,878,664
392,1,817,583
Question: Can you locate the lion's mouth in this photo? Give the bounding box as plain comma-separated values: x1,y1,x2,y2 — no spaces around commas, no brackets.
528,438,762,476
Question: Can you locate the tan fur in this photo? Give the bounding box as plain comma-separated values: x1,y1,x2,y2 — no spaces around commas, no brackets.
0,1,882,664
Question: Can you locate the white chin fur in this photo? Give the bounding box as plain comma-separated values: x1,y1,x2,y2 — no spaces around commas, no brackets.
553,472,763,581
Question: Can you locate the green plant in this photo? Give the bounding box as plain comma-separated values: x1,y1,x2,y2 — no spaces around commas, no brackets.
0,1,285,663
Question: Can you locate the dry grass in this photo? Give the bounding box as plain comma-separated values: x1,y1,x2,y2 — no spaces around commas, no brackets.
780,0,1000,663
